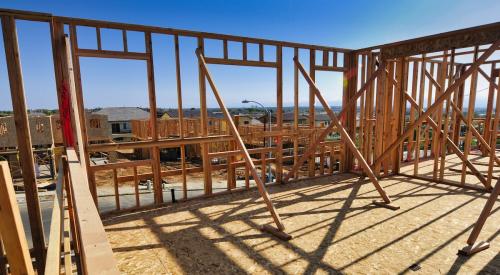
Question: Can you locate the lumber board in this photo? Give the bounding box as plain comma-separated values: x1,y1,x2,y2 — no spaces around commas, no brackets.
0,162,35,275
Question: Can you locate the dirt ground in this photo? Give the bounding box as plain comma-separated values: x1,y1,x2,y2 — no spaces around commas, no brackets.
103,173,499,274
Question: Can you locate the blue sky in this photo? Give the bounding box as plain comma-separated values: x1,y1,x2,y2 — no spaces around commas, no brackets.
0,0,499,110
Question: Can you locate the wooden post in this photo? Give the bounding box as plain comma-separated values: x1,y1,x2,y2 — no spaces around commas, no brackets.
308,49,316,177
174,35,188,199
293,48,299,179
482,64,497,156
487,72,500,186
460,47,480,184
452,65,466,146
198,38,213,195
439,50,453,180
145,32,163,204
344,52,358,172
374,60,387,176
393,58,406,173
1,15,46,271
276,46,283,183
0,162,35,275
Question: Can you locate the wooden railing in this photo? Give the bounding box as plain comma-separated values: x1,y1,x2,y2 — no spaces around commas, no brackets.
43,148,119,274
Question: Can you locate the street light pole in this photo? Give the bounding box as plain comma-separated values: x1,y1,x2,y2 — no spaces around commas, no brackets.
242,99,273,183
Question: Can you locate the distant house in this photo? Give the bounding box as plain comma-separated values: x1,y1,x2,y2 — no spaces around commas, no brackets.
312,113,332,127
165,109,226,119
258,112,308,125
93,107,150,134
235,114,263,126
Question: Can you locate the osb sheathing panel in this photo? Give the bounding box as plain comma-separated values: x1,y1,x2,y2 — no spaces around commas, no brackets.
104,174,499,274
0,116,52,147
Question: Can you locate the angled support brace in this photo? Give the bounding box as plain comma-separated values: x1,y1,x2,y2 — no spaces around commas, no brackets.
459,177,500,255
426,69,500,167
404,92,491,189
195,49,290,238
293,57,395,207
284,64,384,182
425,113,490,189
372,41,500,171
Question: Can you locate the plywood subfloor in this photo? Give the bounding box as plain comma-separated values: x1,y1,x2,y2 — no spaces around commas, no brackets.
103,173,499,274
400,152,500,188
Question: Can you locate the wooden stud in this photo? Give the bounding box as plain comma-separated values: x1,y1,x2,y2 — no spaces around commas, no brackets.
242,41,247,61
113,169,120,210
308,49,316,177
223,39,228,59
374,60,387,176
198,38,213,195
415,56,426,174
486,72,500,187
133,166,140,207
174,35,188,200
276,45,283,183
145,32,163,204
461,46,479,184
408,61,419,163
96,27,102,50
259,43,264,61
322,50,329,66
122,29,128,52
293,48,299,179
439,50,453,181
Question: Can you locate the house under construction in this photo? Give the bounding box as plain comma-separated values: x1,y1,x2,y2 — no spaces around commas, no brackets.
0,8,499,274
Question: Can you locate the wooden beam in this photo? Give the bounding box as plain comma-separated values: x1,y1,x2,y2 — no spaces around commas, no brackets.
196,48,287,232
293,57,393,204
371,41,500,170
204,57,277,68
376,22,500,59
1,15,45,271
0,162,35,275
76,48,149,60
